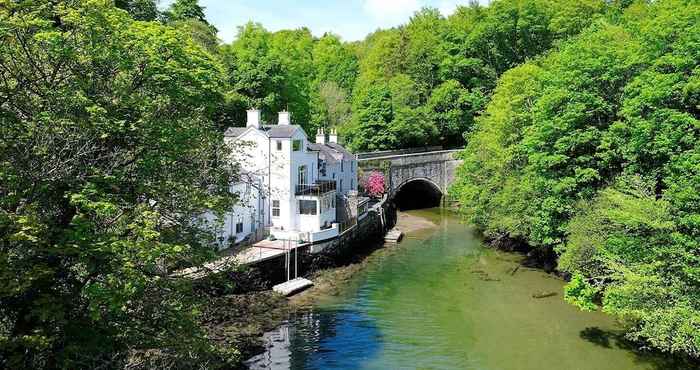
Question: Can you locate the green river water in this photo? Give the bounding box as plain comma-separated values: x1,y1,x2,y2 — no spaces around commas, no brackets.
247,209,697,370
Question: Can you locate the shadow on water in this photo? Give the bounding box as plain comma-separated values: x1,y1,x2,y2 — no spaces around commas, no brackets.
579,327,700,370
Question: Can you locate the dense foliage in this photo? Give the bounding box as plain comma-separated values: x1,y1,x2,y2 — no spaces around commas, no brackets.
3,0,699,366
0,0,238,368
450,0,700,358
208,0,610,152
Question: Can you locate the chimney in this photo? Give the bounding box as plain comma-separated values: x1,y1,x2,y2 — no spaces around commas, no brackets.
316,127,326,144
329,128,338,143
247,109,261,129
278,111,290,125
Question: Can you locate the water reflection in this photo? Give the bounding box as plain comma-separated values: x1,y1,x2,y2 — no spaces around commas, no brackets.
246,309,383,370
247,209,699,370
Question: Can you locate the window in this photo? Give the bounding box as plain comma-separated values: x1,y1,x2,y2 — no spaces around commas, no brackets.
341,160,344,172
320,193,335,212
298,165,307,185
235,221,243,233
292,139,302,151
298,200,317,215
332,173,335,179
276,140,282,151
340,179,343,191
320,196,328,212
351,179,354,189
272,200,280,217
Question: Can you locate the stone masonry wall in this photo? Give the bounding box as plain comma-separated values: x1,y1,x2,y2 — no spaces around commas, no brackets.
246,199,397,288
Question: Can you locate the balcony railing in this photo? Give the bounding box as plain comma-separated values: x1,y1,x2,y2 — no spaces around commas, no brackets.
295,180,336,196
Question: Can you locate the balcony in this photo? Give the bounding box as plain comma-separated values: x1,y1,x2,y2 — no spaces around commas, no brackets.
295,180,336,196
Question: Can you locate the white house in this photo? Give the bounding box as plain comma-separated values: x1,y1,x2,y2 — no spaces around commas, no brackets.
204,174,265,247
209,109,358,248
310,128,357,196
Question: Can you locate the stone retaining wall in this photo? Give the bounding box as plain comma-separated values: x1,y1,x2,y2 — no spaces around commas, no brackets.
246,199,397,287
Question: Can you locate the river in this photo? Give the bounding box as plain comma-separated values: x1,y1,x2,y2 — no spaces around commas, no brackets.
247,208,696,370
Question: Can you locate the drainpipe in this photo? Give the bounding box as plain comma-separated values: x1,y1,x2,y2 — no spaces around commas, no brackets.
268,138,271,233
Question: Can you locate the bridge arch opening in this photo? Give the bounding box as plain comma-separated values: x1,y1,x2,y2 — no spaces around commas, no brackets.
393,178,442,211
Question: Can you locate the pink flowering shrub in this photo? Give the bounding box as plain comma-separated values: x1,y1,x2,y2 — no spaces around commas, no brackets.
363,171,385,197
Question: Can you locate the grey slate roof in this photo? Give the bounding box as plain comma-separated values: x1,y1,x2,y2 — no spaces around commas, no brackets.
223,125,303,139
308,143,341,163
224,126,249,137
326,142,356,160
262,124,301,138
308,142,356,163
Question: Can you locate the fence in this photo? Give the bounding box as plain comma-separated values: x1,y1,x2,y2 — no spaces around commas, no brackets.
295,180,337,196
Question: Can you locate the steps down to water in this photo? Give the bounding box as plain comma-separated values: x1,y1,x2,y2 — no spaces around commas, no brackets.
385,228,403,243
273,277,314,296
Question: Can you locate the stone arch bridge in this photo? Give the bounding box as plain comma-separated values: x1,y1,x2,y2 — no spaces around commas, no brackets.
357,148,463,209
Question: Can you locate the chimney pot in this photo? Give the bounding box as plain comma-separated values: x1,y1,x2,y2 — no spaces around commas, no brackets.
316,127,326,144
329,128,338,143
247,109,261,129
278,111,290,125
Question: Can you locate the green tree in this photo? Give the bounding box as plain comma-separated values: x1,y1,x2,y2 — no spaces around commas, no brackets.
560,177,700,357
451,0,700,358
171,18,220,55
449,62,545,236
0,1,237,367
220,24,319,133
344,74,436,151
403,7,448,98
312,33,358,92
426,80,486,147
114,0,159,21
165,0,219,54
344,82,395,151
310,81,352,132
388,74,437,147
166,0,208,24
269,28,316,129
220,22,285,126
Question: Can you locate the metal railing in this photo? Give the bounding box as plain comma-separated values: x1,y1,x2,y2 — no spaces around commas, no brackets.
338,217,358,234
295,180,336,196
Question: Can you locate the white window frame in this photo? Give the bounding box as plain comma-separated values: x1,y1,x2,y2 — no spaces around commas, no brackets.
272,200,280,218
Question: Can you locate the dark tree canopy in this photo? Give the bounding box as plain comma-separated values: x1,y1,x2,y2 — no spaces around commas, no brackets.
0,1,236,367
